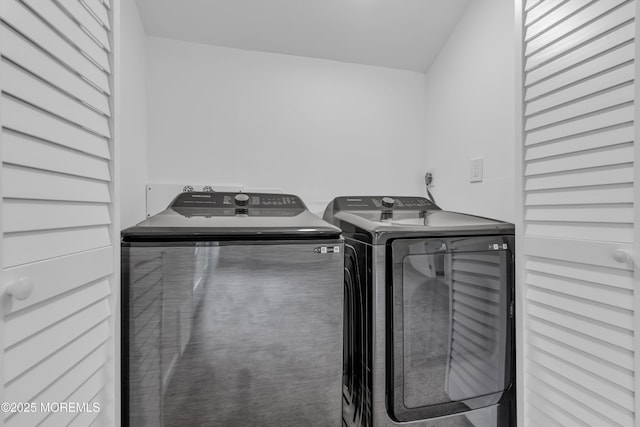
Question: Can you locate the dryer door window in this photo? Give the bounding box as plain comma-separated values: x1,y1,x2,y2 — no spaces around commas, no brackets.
387,236,515,422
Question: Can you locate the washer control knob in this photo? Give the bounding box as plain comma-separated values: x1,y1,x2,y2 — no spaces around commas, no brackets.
235,193,250,206
381,197,395,209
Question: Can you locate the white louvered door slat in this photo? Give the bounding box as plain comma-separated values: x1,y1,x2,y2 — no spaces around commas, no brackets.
525,0,565,24
526,370,633,426
2,247,113,313
82,0,111,30
527,1,633,64
56,0,111,51
0,0,115,425
4,299,111,383
9,347,109,427
525,142,633,174
525,62,634,115
527,315,634,370
2,131,111,181
525,183,634,205
525,104,634,145
525,165,634,192
2,0,110,93
4,226,112,275
526,204,635,223
525,124,634,159
20,0,111,72
4,322,110,402
525,84,634,131
525,0,592,41
526,20,635,84
1,59,111,137
525,38,635,99
528,331,633,390
3,199,111,233
4,279,111,347
520,1,638,426
3,164,111,203
0,25,111,115
1,96,111,158
525,0,631,58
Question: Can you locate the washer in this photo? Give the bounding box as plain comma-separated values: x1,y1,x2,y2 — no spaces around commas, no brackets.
122,191,344,426
323,196,516,427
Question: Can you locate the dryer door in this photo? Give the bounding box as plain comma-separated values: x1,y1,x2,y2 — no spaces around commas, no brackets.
387,235,515,423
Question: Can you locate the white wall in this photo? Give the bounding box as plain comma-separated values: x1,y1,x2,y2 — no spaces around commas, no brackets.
423,0,515,222
119,0,148,228
146,37,430,211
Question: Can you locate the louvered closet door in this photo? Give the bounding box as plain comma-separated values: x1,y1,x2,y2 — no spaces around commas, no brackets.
521,0,637,426
0,0,114,425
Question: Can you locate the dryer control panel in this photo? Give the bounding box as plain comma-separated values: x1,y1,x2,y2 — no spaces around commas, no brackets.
333,196,439,211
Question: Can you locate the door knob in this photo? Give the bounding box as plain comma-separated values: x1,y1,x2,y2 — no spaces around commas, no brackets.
613,249,632,264
5,277,34,301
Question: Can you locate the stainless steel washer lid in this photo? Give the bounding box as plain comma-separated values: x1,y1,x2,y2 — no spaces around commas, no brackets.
122,192,342,241
323,195,514,244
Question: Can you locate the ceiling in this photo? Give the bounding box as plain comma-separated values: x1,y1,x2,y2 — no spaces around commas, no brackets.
134,0,471,73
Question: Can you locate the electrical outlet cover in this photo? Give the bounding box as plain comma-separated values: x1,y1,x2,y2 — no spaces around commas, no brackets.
470,158,483,182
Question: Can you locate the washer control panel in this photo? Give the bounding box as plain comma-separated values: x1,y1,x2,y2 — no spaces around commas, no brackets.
170,192,305,216
334,196,438,211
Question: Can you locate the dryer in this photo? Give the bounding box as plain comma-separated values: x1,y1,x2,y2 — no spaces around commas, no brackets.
122,191,344,426
324,196,516,427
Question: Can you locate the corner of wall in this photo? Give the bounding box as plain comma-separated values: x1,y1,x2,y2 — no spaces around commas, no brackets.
421,0,516,223
118,0,148,229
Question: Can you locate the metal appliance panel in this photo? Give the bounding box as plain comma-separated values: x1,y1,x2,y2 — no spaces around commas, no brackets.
369,245,513,427
343,241,373,427
122,241,344,426
325,196,515,427
122,191,342,240
323,196,514,245
389,236,514,422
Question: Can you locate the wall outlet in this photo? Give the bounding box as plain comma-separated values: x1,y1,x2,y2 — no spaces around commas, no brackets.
470,158,483,182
